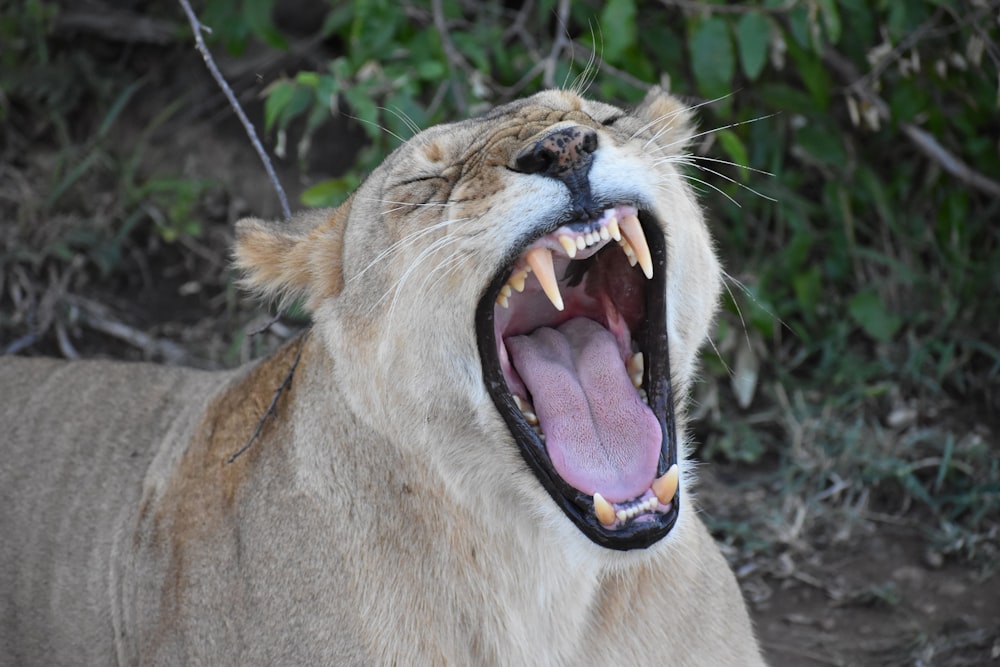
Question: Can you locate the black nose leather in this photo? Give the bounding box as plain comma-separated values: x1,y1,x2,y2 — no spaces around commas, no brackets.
514,126,601,220
514,126,599,177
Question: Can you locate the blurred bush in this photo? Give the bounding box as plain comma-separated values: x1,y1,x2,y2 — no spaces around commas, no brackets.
2,0,997,534
240,0,999,408
219,0,1000,535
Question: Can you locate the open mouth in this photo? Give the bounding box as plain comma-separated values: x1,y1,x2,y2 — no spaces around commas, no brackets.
475,204,680,550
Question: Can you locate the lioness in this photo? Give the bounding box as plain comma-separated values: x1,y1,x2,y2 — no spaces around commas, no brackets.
0,87,764,665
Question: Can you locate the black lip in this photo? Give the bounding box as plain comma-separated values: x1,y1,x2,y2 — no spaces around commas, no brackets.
475,211,680,551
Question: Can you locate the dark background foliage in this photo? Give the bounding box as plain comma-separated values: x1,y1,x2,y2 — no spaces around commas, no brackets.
2,0,998,662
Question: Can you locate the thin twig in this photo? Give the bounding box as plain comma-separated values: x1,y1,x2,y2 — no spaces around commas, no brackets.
2,333,39,356
67,295,189,364
55,10,178,44
248,310,285,337
176,0,291,219
823,49,1000,199
502,0,535,43
568,42,654,92
431,0,469,114
228,338,304,463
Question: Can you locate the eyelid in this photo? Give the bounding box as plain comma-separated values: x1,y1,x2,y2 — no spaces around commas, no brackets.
602,115,624,127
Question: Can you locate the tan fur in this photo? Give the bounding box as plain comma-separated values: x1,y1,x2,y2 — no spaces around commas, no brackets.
0,88,765,665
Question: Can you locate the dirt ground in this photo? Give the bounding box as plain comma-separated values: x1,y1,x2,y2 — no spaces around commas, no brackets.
700,465,1000,666
4,42,998,666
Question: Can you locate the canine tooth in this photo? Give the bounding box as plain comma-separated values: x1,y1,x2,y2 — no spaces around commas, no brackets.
599,226,610,241
525,247,563,311
593,493,616,526
653,464,679,506
607,216,622,241
558,235,578,259
619,214,653,279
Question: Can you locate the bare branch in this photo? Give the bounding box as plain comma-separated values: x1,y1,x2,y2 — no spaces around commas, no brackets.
568,43,654,93
176,0,291,219
67,295,189,364
823,49,1000,199
900,124,1000,199
431,0,468,114
55,9,178,44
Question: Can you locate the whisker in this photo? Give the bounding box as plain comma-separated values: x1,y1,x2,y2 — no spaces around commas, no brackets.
350,217,474,283
380,105,422,138
386,232,469,322
675,154,775,178
569,21,601,95
721,276,750,375
656,113,778,154
677,174,741,208
705,327,734,379
721,269,792,336
630,95,737,143
344,112,408,145
673,159,778,203
354,196,451,215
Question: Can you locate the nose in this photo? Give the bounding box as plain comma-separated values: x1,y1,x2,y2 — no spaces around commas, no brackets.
514,126,599,177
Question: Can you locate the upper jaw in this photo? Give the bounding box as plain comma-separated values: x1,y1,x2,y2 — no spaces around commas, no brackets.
475,202,682,551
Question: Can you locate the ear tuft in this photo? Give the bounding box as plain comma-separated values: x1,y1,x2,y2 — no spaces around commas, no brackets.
635,87,696,152
234,205,349,311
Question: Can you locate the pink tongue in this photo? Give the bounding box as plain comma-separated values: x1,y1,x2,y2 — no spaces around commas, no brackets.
505,318,660,502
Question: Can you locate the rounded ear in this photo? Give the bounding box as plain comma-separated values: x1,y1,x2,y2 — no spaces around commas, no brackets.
634,87,696,152
234,202,351,311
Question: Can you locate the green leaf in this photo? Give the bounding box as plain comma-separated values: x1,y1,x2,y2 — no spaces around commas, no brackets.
320,5,354,38
787,4,811,48
243,0,286,50
689,17,734,105
848,290,902,342
264,80,295,133
792,265,822,316
755,83,816,114
343,86,381,140
600,0,637,64
889,82,928,123
786,38,832,109
300,177,358,208
817,0,842,44
736,12,769,81
796,123,845,166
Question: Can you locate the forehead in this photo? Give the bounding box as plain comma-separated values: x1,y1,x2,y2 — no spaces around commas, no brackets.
407,91,625,162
